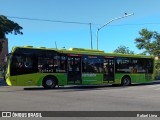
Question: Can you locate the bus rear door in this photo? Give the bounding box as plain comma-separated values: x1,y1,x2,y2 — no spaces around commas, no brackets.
103,57,115,82
67,55,82,84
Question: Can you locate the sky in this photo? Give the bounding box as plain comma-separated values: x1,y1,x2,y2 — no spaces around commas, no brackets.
1,0,160,54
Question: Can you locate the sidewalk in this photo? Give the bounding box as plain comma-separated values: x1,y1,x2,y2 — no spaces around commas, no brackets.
0,78,7,86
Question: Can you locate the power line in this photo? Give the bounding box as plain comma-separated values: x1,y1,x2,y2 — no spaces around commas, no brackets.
6,15,160,27
5,15,95,49
6,15,90,25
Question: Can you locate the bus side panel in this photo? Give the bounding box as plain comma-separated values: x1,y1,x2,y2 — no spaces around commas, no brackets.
8,73,68,86
82,73,103,85
114,74,122,84
130,74,145,83
37,73,67,86
115,73,154,84
52,73,67,86
6,76,17,86
14,73,39,86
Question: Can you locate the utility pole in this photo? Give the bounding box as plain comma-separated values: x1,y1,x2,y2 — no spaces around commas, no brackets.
89,23,93,49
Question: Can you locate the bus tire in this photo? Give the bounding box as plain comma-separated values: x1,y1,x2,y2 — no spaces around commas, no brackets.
121,76,131,86
43,76,57,89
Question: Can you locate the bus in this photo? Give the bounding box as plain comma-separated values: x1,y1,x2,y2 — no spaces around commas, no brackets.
6,46,155,89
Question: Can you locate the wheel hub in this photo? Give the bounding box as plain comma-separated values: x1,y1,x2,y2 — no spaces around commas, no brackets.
46,79,53,86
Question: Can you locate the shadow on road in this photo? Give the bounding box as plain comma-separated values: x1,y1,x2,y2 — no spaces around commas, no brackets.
23,85,112,91
131,80,160,86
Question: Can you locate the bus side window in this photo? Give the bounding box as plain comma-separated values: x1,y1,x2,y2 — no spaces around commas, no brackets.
54,55,66,72
60,60,66,71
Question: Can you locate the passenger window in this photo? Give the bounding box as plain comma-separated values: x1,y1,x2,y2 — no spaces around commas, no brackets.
10,55,36,76
82,56,103,73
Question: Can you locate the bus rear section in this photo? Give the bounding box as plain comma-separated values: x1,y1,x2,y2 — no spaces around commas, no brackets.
114,57,154,85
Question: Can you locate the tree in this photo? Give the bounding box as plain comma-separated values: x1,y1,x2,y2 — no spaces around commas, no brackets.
113,45,134,54
135,28,160,56
135,29,160,79
0,15,23,52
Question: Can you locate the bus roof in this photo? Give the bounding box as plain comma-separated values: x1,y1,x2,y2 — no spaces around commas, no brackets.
11,46,154,59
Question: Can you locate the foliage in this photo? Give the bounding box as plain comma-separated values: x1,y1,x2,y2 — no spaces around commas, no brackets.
135,28,160,56
0,15,23,52
135,29,160,79
113,45,134,54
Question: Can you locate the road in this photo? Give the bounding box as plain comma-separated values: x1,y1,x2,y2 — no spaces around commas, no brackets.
0,78,160,120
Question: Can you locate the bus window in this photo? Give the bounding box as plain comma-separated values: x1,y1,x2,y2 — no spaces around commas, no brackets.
38,57,54,73
115,57,153,74
140,59,153,73
38,54,66,73
60,56,66,72
10,55,36,76
82,56,103,73
68,57,81,72
54,55,66,72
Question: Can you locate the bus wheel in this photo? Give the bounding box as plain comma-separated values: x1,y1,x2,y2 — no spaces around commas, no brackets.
121,76,131,86
43,77,57,89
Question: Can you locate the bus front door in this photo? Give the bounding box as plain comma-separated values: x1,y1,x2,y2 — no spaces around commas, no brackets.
103,58,115,82
67,56,82,84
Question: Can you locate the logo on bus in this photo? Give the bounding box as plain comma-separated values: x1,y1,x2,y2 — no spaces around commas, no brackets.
82,73,96,77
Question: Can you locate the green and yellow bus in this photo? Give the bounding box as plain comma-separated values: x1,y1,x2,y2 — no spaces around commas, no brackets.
6,46,155,88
